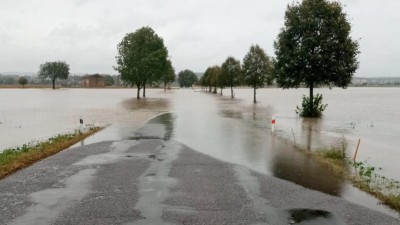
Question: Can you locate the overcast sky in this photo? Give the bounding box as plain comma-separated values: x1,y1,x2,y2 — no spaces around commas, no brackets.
0,0,399,77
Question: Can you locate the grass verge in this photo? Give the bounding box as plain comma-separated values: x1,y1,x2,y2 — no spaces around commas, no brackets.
0,126,103,180
310,138,400,213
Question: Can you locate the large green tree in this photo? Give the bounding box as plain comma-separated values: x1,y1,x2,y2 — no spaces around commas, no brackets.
162,60,176,91
177,69,198,88
202,67,213,92
242,45,273,103
115,26,169,99
217,66,226,95
202,66,221,93
198,74,206,91
221,56,242,98
38,61,70,89
274,0,359,117
211,66,222,94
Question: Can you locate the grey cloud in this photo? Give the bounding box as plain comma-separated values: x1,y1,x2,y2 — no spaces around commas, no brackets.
0,0,399,77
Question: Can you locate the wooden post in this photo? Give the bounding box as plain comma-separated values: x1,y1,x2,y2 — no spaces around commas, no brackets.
353,138,361,163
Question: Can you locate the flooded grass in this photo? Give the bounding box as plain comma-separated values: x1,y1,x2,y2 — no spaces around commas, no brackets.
311,139,400,213
350,161,400,212
0,125,103,179
317,137,348,160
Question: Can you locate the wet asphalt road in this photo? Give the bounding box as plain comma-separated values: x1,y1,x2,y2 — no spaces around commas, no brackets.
1,120,400,224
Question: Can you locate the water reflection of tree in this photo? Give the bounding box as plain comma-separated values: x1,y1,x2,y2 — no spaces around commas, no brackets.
270,136,345,196
301,118,322,150
218,103,274,122
121,98,170,111
220,109,244,120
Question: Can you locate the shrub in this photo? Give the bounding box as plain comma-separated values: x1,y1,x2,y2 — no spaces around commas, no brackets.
296,93,327,117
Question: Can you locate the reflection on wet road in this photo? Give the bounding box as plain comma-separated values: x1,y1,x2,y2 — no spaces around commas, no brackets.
169,90,345,195
142,111,345,196
131,89,396,217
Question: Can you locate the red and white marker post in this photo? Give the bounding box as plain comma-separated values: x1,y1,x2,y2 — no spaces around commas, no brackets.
271,116,276,132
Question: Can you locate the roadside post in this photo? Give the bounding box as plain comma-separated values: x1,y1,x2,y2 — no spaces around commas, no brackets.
353,138,361,163
271,116,276,133
79,118,83,133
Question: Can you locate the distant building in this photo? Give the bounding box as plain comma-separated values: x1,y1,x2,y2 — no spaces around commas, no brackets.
81,74,105,87
352,78,367,86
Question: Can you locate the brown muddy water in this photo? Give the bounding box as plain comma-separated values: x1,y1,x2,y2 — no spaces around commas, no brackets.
0,89,170,150
1,87,399,217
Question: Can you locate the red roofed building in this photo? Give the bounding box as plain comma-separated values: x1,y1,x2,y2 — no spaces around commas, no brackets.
81,74,105,87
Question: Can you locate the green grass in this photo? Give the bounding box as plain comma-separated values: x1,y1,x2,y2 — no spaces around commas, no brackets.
0,126,103,179
311,138,400,213
350,161,400,212
317,138,348,160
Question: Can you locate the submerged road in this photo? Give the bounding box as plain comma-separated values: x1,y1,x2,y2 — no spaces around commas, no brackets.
1,116,399,225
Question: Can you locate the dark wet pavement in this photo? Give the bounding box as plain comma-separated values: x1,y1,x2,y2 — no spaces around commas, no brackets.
1,113,400,224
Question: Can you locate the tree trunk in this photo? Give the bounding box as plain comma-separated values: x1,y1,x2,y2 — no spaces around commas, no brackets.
143,82,146,98
137,86,141,99
52,79,56,89
220,88,223,95
231,76,234,98
309,81,314,112
253,85,257,103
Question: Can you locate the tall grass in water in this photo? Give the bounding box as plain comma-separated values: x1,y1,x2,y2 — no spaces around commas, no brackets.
313,137,400,213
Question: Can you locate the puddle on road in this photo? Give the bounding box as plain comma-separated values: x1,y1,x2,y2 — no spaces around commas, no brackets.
287,209,345,225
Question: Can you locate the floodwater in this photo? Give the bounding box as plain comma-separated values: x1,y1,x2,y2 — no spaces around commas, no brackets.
1,87,399,216
0,89,170,151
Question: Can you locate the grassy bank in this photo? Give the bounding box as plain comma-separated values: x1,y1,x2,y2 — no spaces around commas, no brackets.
0,126,103,180
310,139,400,213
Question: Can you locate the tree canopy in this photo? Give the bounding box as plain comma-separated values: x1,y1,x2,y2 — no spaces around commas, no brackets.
162,60,176,90
201,67,212,92
201,66,221,93
177,69,198,88
115,26,169,99
18,77,28,87
221,56,242,98
38,61,70,89
274,0,359,116
242,45,273,103
104,75,115,86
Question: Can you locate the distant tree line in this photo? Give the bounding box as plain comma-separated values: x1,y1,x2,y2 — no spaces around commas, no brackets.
0,74,123,87
199,44,273,103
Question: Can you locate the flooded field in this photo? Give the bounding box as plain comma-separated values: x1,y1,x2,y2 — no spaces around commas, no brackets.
1,87,399,216
0,89,170,151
